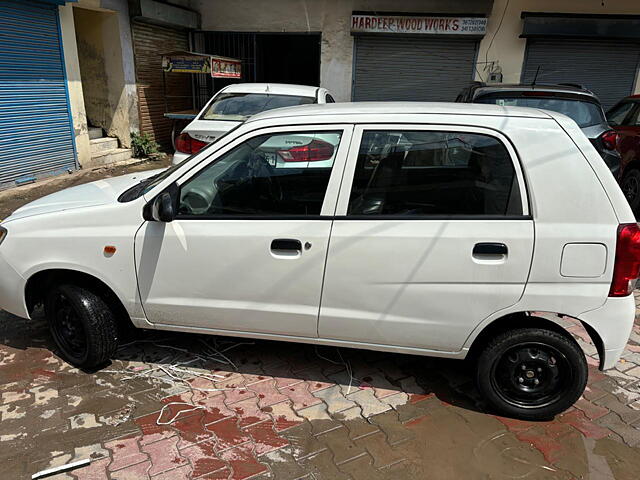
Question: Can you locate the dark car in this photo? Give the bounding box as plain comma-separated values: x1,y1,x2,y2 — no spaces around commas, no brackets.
456,83,621,178
606,95,640,211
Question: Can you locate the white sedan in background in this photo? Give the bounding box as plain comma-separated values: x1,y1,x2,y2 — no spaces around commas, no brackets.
173,83,336,164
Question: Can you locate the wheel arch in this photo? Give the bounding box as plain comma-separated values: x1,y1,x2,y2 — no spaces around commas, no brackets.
466,311,604,368
25,268,134,331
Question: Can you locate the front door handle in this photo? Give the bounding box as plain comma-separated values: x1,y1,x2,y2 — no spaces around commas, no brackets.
271,239,302,252
473,242,508,255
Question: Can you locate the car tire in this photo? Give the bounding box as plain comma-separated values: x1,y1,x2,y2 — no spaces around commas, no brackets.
45,284,119,369
621,168,640,211
476,327,587,420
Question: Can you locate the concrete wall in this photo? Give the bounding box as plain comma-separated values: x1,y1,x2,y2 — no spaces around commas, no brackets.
59,4,91,168
195,0,493,101
477,0,640,93
59,0,139,167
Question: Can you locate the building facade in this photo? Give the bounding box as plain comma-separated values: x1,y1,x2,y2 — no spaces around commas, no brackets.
2,0,640,189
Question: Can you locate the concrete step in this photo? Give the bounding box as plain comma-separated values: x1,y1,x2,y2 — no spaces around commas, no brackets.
89,148,132,167
90,137,119,155
88,127,103,140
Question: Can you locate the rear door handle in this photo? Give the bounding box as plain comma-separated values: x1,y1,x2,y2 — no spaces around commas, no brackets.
271,239,302,252
473,242,508,255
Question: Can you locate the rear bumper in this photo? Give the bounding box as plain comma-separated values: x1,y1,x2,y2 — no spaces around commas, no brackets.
579,295,635,370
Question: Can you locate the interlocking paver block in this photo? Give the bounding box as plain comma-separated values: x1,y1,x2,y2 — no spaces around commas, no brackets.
347,389,393,418
205,416,252,451
73,457,111,480
106,436,148,472
298,402,342,435
218,442,268,480
247,379,288,408
260,448,308,479
231,397,271,428
317,425,368,465
279,422,327,460
135,412,176,445
313,385,357,414
354,431,407,469
141,435,188,476
245,420,289,455
597,412,640,446
336,406,380,440
369,409,414,446
267,400,305,432
172,412,214,450
337,451,386,480
560,410,611,440
279,381,322,411
180,439,228,478
216,376,256,406
298,448,352,480
151,465,192,480
574,397,609,420
110,460,151,480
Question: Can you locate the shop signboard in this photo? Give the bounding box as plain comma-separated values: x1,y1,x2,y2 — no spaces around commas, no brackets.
351,15,487,35
211,56,242,78
162,54,211,74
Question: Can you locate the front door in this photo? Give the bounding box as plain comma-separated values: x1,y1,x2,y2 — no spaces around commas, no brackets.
135,126,352,337
319,125,534,352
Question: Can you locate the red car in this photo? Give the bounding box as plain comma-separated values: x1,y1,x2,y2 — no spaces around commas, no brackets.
607,96,640,211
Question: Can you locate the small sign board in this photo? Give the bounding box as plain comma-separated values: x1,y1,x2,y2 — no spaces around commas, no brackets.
162,55,211,74
211,57,242,78
351,15,487,35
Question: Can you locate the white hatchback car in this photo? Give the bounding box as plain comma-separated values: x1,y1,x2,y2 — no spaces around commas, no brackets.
0,103,637,420
173,83,336,164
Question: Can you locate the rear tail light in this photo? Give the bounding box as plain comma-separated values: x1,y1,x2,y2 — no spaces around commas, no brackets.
600,130,619,151
277,139,334,162
609,223,640,297
175,133,208,155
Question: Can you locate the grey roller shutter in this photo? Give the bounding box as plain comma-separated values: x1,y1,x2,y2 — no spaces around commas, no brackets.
522,38,640,109
0,0,77,188
352,36,478,102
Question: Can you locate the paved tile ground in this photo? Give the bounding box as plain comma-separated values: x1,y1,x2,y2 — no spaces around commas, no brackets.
2,302,640,479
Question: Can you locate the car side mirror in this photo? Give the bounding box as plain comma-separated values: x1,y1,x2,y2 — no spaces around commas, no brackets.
150,192,175,222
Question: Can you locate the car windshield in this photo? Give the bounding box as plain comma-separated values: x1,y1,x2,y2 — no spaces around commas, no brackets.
201,93,315,121
476,95,605,128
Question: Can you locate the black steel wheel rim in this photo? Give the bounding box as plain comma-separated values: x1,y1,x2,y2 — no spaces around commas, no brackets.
490,342,572,409
623,175,639,203
50,293,87,360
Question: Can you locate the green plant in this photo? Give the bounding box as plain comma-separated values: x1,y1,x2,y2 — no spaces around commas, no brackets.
130,131,159,158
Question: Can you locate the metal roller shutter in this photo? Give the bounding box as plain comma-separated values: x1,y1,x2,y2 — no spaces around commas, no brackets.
352,36,479,102
132,22,192,150
522,39,640,110
0,0,76,188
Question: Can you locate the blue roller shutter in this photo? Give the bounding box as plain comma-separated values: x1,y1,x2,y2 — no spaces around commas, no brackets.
0,0,77,188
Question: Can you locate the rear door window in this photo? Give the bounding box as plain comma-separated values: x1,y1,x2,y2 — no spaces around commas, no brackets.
348,130,523,217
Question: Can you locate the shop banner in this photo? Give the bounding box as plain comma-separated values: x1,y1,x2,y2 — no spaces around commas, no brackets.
162,55,211,74
211,57,242,78
351,15,487,35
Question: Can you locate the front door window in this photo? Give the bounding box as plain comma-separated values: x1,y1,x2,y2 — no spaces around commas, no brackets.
178,131,342,217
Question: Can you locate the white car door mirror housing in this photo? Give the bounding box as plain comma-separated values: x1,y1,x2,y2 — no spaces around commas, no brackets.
149,192,175,223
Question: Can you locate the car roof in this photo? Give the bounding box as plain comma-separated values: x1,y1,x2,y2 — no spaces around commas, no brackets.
470,83,599,100
247,102,551,123
220,83,320,97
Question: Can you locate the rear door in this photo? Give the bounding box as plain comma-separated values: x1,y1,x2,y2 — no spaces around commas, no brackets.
318,125,534,352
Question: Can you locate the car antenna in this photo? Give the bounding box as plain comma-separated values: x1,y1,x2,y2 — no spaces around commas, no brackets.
532,66,541,88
